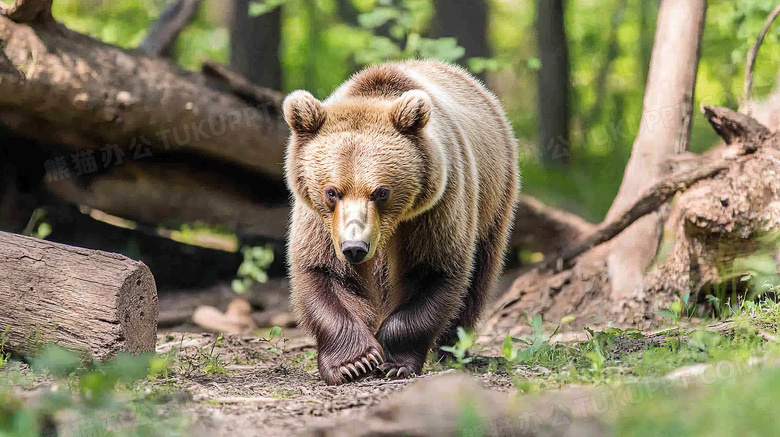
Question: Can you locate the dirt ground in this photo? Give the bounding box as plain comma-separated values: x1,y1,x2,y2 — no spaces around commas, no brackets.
150,271,612,437
156,329,527,437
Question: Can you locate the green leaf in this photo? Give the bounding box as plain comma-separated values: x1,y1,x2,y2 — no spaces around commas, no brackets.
531,315,543,336
269,326,283,341
357,7,398,29
31,346,80,377
502,334,515,361
249,0,288,17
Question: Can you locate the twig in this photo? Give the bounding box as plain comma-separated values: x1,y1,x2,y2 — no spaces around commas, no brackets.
544,105,769,272
139,0,203,56
743,5,780,113
547,161,731,271
202,60,285,111
0,0,53,24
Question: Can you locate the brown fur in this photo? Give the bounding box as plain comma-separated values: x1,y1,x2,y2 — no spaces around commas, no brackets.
283,60,519,385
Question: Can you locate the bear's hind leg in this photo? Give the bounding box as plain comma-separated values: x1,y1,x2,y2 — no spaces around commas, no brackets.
437,219,510,351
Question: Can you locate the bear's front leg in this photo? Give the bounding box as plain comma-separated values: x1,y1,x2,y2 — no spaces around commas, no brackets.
293,267,384,385
375,264,465,378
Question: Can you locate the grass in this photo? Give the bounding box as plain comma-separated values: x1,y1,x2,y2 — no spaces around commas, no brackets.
2,298,780,436
436,297,780,435
0,348,189,437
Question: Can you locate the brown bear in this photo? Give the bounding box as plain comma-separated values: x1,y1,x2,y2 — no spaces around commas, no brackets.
282,60,519,385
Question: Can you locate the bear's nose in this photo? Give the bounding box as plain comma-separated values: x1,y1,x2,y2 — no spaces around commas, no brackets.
341,241,369,263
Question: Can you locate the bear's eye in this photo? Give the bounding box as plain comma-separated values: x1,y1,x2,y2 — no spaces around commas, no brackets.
324,186,340,206
371,187,390,203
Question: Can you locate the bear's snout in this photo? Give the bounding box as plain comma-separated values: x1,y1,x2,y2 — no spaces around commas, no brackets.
341,240,369,264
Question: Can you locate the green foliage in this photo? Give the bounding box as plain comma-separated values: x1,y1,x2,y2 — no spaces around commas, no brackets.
615,366,780,436
502,315,572,368
352,1,463,65
250,0,290,17
231,245,274,294
657,292,696,322
439,327,476,368
175,333,228,376
0,328,10,370
1,346,187,436
260,326,287,354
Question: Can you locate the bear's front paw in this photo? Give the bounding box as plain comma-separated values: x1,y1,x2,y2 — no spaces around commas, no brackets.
319,345,384,385
377,353,423,379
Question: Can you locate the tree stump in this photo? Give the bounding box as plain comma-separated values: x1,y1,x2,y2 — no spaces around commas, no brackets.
0,231,158,358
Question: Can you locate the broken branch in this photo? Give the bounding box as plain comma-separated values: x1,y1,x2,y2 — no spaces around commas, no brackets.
548,160,732,271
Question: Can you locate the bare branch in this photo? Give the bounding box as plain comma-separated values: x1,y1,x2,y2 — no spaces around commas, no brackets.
202,60,285,110
548,160,731,271
743,5,780,112
139,0,203,56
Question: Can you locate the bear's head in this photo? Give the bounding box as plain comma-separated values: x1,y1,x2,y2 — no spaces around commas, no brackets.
283,89,447,264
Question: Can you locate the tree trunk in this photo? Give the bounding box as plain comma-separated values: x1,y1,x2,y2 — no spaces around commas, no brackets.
430,0,489,79
230,0,282,89
0,231,158,358
605,0,707,300
483,107,780,342
536,0,570,166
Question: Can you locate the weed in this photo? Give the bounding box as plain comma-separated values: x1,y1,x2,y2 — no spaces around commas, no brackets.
440,327,477,368
0,327,10,369
502,315,573,370
232,245,274,295
259,325,287,354
1,346,187,436
657,292,696,322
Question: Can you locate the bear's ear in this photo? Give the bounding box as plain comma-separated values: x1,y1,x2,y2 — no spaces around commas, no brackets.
283,90,326,136
390,90,431,134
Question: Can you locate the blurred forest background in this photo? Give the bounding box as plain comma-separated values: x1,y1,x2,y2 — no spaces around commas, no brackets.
45,0,780,222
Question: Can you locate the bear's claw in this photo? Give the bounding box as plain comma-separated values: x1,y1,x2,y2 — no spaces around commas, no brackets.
378,362,413,379
335,348,384,384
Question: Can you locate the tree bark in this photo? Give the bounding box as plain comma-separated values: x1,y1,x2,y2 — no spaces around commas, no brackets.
430,0,489,79
230,0,282,89
45,161,290,239
536,0,570,165
483,108,780,341
0,231,158,358
0,13,289,180
604,0,707,300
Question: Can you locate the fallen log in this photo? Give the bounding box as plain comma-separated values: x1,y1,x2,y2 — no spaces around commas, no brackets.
0,7,289,179
0,231,158,358
45,161,290,239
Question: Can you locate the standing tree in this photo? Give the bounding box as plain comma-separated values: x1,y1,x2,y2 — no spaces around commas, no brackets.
430,0,490,79
604,0,707,300
536,0,570,166
483,0,747,340
230,0,283,89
